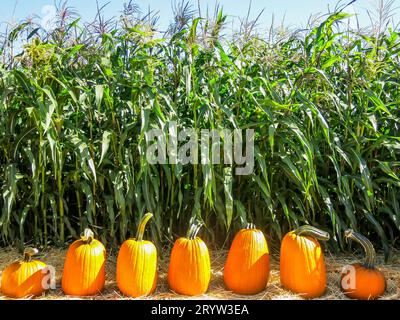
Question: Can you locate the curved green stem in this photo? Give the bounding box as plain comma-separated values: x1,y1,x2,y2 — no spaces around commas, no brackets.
345,229,376,269
187,220,204,240
294,225,330,241
81,228,94,244
23,247,38,262
136,213,153,241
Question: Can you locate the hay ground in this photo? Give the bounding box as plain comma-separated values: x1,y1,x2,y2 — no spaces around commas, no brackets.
0,247,399,300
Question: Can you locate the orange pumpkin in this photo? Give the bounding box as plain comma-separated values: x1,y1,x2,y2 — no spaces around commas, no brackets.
62,228,106,296
224,223,270,294
1,248,47,298
340,229,386,300
168,220,210,296
116,213,157,297
280,225,330,298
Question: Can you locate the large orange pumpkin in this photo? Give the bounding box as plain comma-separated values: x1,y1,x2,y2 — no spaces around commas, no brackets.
168,220,210,296
340,229,386,300
224,223,270,295
62,228,106,296
116,213,157,297
1,248,47,298
280,225,330,298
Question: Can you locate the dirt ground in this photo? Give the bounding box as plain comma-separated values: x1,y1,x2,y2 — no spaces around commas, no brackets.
0,247,399,300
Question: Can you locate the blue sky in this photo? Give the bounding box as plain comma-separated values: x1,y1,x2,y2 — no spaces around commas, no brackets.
1,0,400,33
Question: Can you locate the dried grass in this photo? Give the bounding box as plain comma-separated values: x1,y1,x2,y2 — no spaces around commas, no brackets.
0,247,398,300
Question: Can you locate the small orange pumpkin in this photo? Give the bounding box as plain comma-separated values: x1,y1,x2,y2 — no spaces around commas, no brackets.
224,223,270,295
62,228,106,296
116,213,157,297
340,229,386,300
280,225,330,298
1,248,47,298
168,220,210,296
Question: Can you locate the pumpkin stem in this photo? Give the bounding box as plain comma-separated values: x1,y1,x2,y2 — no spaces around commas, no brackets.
245,223,256,229
81,228,95,244
136,213,153,241
186,221,197,239
187,220,204,240
23,247,39,262
345,229,376,269
294,225,330,241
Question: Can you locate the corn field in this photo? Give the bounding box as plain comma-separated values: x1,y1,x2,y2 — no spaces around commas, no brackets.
0,1,399,257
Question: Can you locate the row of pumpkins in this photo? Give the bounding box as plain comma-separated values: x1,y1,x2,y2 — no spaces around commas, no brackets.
1,213,386,299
